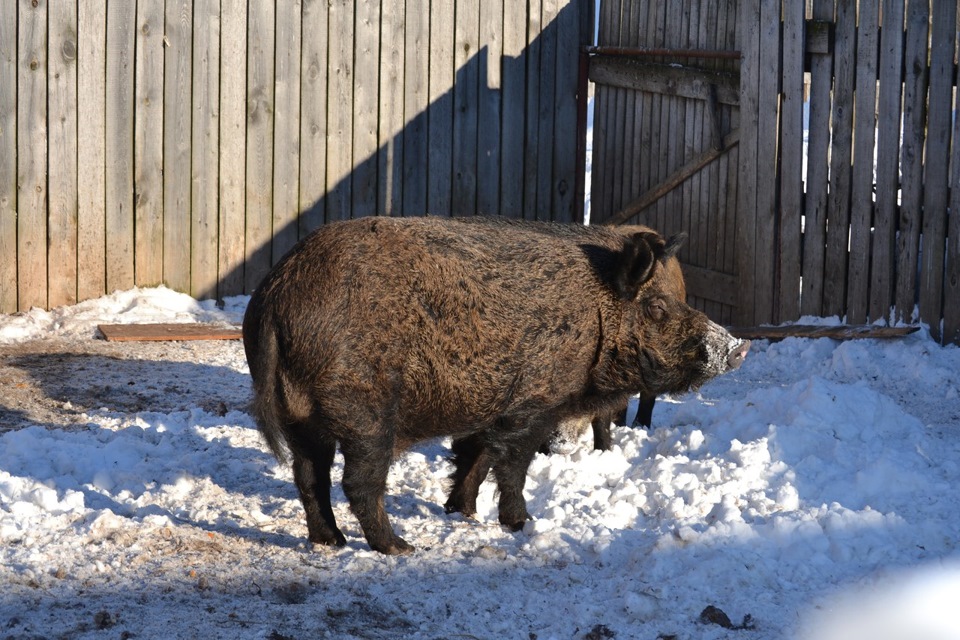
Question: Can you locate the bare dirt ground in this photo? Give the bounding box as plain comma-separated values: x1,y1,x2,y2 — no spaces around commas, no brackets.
0,337,251,434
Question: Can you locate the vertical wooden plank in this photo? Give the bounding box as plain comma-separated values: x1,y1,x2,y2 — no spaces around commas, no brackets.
894,0,927,323
192,0,221,300
17,0,48,309
822,0,856,318
219,0,247,295
800,0,833,318
452,0,480,216
272,0,301,256
299,0,326,232
500,0,526,216
616,0,638,222
846,0,880,324
551,0,580,222
752,0,778,324
402,3,429,216
777,0,803,322
379,0,405,216
535,0,559,220
649,0,666,232
163,0,192,293
48,0,78,307
105,1,135,294
428,1,454,215
871,0,904,321
919,0,957,339
735,0,760,325
590,0,614,221
0,1,16,312
477,0,503,216
244,0,274,289
945,61,960,344
134,0,164,289
77,0,106,303
524,0,543,218
352,0,380,218
326,0,353,220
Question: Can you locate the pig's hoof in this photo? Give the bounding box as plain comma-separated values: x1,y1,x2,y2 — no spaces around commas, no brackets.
371,537,415,555
309,530,347,548
443,498,477,518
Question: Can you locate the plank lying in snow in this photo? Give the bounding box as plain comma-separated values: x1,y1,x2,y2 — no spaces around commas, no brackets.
98,323,243,342
729,325,920,342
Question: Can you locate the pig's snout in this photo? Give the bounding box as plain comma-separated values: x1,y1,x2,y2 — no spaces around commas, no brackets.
703,321,750,377
726,338,750,371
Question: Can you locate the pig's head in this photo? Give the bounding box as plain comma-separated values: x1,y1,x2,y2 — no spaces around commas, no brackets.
611,230,750,396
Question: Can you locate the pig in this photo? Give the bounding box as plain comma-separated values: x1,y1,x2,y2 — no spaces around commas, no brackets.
242,216,750,554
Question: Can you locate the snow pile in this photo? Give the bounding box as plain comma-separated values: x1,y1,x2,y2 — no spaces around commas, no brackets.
1,288,959,639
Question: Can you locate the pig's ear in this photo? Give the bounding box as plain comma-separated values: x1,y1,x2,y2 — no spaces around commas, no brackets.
615,232,659,299
664,232,687,259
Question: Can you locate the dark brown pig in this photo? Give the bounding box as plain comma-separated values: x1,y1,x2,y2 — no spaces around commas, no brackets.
242,216,750,554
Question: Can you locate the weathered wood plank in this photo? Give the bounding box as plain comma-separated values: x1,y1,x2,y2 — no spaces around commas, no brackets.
163,0,192,294
945,60,960,344
271,0,301,258
917,0,956,340
378,0,405,215
48,0,79,308
476,0,503,216
729,324,920,342
754,3,780,323
98,323,242,342
77,0,107,303
871,0,905,321
352,0,380,218
894,0,929,324
18,0,49,310
191,0,220,300
500,0,526,216
134,0,164,290
0,1,16,312
105,1,136,294
428,1,454,215
682,263,739,308
402,4,429,215
822,0,856,318
734,0,760,325
218,0,247,296
552,0,579,222
588,57,740,105
453,0,480,215
524,0,544,218
244,0,275,289
801,0,832,318
777,0,803,323
846,0,879,324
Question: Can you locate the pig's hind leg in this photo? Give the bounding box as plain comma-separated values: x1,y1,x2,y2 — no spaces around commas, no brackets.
340,432,414,555
444,433,492,518
289,431,346,548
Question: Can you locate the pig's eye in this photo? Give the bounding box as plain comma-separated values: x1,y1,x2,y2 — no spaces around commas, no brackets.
647,298,667,321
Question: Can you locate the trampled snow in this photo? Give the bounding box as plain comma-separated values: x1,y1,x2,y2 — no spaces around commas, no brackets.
1,286,959,639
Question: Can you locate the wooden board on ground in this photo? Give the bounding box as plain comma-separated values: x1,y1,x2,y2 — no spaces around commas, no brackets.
98,323,242,342
730,325,920,342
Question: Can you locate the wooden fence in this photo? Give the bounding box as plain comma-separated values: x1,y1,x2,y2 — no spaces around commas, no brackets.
0,0,592,312
591,0,960,344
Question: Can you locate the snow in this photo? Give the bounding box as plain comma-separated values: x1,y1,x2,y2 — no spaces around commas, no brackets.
1,287,959,639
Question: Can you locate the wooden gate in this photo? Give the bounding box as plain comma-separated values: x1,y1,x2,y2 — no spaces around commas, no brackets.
592,0,960,344
589,0,743,325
